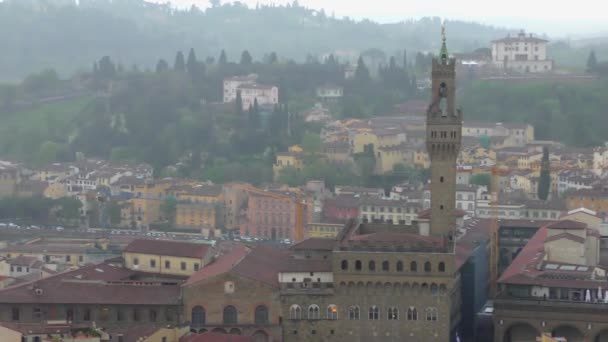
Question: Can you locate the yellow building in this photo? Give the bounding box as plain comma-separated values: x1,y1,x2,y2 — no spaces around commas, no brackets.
273,145,305,180
130,197,162,226
0,165,20,198
0,244,90,266
175,202,221,233
123,239,215,277
43,182,67,199
413,149,430,168
376,144,408,174
305,223,343,239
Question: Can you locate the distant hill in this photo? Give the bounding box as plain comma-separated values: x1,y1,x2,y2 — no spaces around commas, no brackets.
0,0,514,81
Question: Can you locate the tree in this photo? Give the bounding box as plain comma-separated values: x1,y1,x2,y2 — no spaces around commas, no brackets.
268,52,278,64
219,50,228,65
301,131,322,153
240,50,253,65
160,197,177,224
354,56,371,84
587,50,598,73
403,49,408,68
156,59,169,73
538,146,551,200
174,51,186,72
186,48,198,74
470,173,491,190
98,56,116,80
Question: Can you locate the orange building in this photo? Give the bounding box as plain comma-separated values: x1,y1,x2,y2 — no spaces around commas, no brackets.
566,188,608,214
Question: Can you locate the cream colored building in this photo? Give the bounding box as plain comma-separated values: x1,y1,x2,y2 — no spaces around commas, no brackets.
491,30,553,73
123,239,215,277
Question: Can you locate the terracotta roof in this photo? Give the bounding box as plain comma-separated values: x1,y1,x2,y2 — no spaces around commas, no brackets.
544,232,586,244
0,263,181,305
349,232,443,245
324,195,360,208
8,256,38,267
546,220,588,230
124,239,212,259
181,333,254,342
185,245,287,289
184,244,250,286
499,226,606,288
230,246,288,288
499,219,553,228
290,238,337,251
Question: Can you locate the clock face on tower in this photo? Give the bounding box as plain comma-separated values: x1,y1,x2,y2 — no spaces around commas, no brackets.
224,281,235,294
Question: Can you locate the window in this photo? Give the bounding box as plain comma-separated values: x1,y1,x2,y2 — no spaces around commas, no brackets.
368,260,376,271
166,308,174,322
11,307,19,321
78,255,84,262
368,306,379,320
66,255,71,262
165,261,170,269
341,260,348,270
355,260,362,270
181,262,187,271
308,305,320,319
396,261,403,272
132,308,139,322
426,307,438,321
407,307,418,321
223,305,237,324
424,261,432,272
83,308,91,321
381,260,390,271
348,306,360,320
191,306,205,327
440,176,444,183
33,307,42,320
410,261,417,272
150,259,156,268
194,263,200,271
388,307,399,320
438,262,445,272
289,305,302,320
255,305,269,324
327,305,338,320
117,309,124,321
431,283,439,296
149,309,157,322
133,258,139,266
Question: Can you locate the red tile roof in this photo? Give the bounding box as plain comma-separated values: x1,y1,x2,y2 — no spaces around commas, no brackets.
124,239,212,259
546,220,588,230
0,263,181,305
180,333,254,342
184,245,287,288
184,244,250,286
499,225,605,288
290,238,336,251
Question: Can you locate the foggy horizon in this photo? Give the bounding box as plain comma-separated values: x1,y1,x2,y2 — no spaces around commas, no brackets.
153,0,608,38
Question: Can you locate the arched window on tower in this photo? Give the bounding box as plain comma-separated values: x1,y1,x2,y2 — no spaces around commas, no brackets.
191,306,205,327
368,260,376,271
254,305,269,325
223,305,237,325
410,261,417,272
289,305,302,320
438,82,448,115
396,261,403,272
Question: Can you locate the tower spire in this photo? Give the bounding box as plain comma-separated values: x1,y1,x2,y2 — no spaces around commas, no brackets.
440,23,448,64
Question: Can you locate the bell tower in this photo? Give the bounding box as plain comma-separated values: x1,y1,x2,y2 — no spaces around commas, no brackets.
426,26,462,242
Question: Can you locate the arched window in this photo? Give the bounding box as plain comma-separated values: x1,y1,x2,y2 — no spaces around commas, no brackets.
426,307,438,321
424,261,432,272
355,260,362,271
382,260,389,271
410,261,417,272
438,262,445,272
396,261,403,272
327,305,338,320
341,260,348,270
368,260,375,271
308,305,320,320
368,306,379,320
254,305,268,325
191,306,205,327
431,283,439,296
348,306,360,320
289,305,301,320
223,305,237,325
407,307,417,321
387,307,399,320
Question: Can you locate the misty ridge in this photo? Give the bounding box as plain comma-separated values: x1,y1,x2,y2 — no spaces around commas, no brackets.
1,0,606,81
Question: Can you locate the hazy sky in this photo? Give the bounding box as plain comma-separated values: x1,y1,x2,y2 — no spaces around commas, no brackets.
158,0,608,37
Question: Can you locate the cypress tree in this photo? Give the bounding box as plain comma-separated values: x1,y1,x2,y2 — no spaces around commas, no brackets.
537,146,551,200
186,48,198,74
219,50,228,65
174,51,186,72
